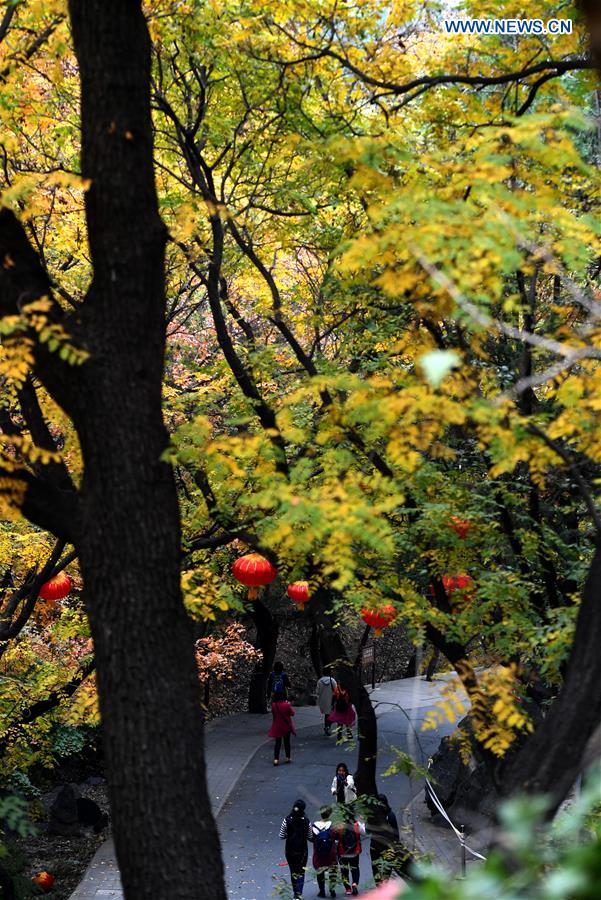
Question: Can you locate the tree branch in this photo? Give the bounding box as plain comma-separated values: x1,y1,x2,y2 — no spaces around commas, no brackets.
0,658,95,758
527,423,601,535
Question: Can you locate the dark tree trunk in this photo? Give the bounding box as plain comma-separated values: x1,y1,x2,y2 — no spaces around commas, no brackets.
500,543,601,813
578,2,601,73
65,5,226,895
0,863,15,900
309,622,322,677
248,598,278,713
404,649,417,678
319,626,378,797
0,2,227,898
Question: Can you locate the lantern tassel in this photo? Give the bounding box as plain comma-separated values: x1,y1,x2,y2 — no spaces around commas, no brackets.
248,586,259,601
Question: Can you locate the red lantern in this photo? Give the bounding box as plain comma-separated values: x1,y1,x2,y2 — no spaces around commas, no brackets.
231,553,278,600
449,517,471,539
287,581,310,611
430,574,474,598
32,872,55,892
453,574,473,593
361,604,397,637
39,573,72,601
442,574,456,594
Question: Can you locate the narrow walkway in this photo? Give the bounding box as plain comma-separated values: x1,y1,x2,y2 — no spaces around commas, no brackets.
70,676,463,898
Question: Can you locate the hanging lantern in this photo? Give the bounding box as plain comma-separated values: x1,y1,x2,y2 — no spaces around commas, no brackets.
39,572,72,601
430,574,474,598
449,517,471,540
361,604,397,638
287,581,310,611
231,553,278,600
442,574,456,594
453,574,473,593
32,872,55,892
430,575,455,596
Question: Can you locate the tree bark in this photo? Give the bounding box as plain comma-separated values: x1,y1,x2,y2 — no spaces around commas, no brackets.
64,3,226,895
309,622,322,678
578,2,601,73
248,597,279,713
500,542,601,813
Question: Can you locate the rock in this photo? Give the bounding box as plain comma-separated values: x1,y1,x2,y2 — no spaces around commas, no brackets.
48,784,81,836
425,716,498,833
76,798,109,833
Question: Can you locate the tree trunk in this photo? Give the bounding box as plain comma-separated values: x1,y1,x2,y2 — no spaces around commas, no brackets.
309,622,322,677
1,2,228,897
500,542,601,813
248,598,278,713
0,863,15,900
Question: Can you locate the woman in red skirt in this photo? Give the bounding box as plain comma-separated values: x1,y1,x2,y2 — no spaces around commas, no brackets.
328,686,356,741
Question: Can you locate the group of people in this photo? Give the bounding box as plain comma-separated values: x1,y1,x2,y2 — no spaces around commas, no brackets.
317,670,356,740
267,663,357,765
279,772,402,898
266,662,405,897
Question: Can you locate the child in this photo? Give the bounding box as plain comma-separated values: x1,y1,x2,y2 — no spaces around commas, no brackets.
267,660,291,700
311,805,338,899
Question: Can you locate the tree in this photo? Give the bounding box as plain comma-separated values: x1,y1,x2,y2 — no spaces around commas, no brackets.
0,2,225,898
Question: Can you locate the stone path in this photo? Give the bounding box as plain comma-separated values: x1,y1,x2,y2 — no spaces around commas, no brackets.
70,676,467,898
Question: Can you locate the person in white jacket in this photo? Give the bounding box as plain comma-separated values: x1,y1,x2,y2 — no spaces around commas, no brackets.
331,762,357,805
316,671,337,735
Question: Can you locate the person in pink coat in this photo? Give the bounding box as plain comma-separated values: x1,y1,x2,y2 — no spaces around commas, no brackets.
268,689,296,765
328,686,356,740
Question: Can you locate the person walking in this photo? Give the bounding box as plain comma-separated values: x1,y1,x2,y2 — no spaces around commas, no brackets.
336,815,365,896
328,685,356,740
331,762,357,805
269,689,296,765
317,669,337,735
368,794,411,883
279,799,311,899
311,805,338,898
267,660,291,700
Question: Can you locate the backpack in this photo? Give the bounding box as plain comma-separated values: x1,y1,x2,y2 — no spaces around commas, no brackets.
272,672,285,694
339,822,361,857
314,825,334,858
286,814,308,852
335,691,348,713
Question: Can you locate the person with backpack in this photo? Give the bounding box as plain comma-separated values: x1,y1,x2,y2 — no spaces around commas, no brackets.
268,689,296,765
279,798,311,899
316,669,337,735
328,685,356,740
267,660,291,700
331,762,357,805
336,815,365,896
311,805,338,898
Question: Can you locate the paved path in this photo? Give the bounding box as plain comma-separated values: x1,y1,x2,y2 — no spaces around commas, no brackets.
70,676,463,899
